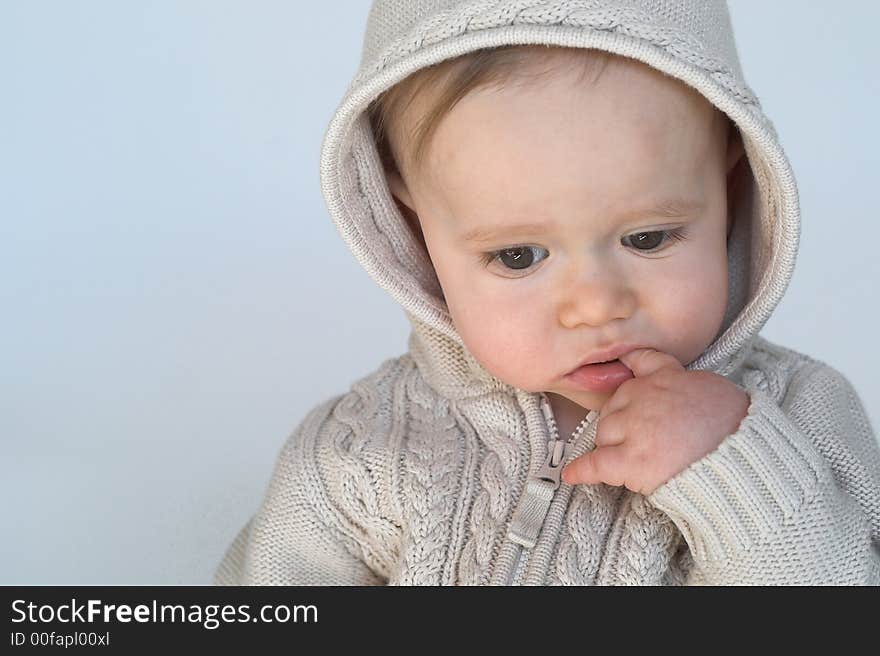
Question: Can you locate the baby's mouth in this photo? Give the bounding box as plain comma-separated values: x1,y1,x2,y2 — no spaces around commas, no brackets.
564,358,634,393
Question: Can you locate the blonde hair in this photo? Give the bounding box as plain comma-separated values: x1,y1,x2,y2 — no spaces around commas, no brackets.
367,45,613,178
367,44,742,252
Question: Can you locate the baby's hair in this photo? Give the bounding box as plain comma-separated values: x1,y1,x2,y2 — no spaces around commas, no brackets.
368,43,742,246
368,45,613,179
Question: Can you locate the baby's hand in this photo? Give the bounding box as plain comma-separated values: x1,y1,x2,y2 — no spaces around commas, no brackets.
561,348,750,495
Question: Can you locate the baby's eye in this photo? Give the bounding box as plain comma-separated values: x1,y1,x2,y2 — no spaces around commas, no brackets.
621,228,688,253
480,245,549,276
480,228,688,277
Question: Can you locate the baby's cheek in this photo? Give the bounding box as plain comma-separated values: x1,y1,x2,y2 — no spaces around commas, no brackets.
664,259,728,359
698,255,729,332
469,329,530,386
455,313,546,391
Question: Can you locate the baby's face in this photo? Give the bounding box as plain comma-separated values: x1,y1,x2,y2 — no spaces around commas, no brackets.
388,56,743,411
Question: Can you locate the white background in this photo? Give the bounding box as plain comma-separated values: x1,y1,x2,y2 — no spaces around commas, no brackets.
2,1,877,584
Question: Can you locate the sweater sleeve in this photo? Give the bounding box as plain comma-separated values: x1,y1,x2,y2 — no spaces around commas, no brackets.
647,361,880,585
213,395,396,586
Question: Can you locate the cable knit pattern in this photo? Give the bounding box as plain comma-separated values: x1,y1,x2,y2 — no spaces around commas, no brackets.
356,0,761,114
595,493,682,585
661,533,694,585
738,337,807,403
551,483,623,585
397,370,464,584
313,359,406,578
455,395,528,585
215,336,880,585
227,393,393,585
215,1,880,585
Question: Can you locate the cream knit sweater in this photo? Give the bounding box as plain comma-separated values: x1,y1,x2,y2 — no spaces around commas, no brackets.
215,0,880,585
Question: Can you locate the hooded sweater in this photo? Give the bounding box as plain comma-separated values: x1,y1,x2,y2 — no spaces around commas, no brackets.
214,0,880,585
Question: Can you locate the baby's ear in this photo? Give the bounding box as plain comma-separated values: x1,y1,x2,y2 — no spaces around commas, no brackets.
726,132,749,198
386,170,416,211
385,170,428,255
725,123,745,174
725,130,749,238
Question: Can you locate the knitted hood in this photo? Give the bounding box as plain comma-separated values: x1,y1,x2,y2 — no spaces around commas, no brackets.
318,0,799,400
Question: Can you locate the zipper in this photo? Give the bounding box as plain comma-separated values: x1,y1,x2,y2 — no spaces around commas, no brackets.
506,544,526,585
504,394,592,585
534,432,575,487
537,391,590,487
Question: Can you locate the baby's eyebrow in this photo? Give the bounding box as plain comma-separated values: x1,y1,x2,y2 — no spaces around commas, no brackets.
459,196,705,245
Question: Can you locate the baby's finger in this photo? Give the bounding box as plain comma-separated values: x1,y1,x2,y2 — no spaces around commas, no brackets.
594,409,626,448
598,381,631,418
561,444,628,488
618,348,683,378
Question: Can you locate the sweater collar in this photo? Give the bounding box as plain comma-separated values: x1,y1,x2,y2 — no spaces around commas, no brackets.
406,310,756,402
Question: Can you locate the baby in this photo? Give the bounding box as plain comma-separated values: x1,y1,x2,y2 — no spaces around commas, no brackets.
382,47,749,496
215,0,880,585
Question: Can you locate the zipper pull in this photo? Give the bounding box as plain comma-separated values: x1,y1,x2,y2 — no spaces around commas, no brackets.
534,438,573,489
508,438,573,550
